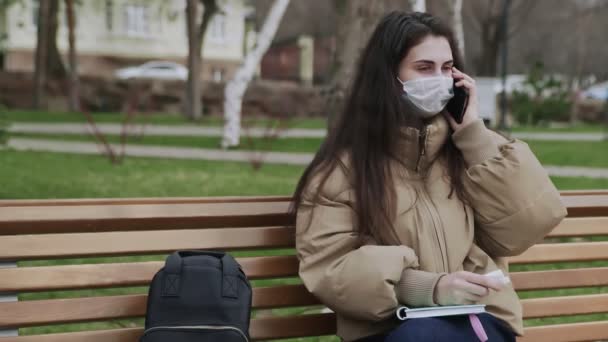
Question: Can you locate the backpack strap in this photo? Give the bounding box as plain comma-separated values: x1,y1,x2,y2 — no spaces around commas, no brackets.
162,250,240,299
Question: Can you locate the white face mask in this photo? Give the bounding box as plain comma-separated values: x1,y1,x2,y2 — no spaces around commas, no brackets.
398,75,454,118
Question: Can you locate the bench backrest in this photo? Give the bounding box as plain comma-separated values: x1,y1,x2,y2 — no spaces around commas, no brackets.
0,192,607,342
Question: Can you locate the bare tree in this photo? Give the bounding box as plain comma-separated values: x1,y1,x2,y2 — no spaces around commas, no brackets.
221,0,290,148
465,0,536,76
33,0,51,109
65,0,79,112
324,0,412,128
185,0,218,121
47,0,66,79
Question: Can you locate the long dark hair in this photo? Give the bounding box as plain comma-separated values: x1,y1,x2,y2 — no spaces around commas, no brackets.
289,11,470,245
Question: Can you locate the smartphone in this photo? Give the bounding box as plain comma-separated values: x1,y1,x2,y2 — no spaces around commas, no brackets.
446,78,469,124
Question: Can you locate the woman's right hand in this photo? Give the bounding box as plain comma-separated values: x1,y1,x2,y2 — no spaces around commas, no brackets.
433,271,505,306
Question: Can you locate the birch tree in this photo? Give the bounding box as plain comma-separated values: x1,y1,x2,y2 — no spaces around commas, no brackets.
221,0,289,148
452,0,465,59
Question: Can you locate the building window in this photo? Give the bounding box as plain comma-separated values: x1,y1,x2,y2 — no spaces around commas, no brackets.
209,14,226,43
123,4,149,37
105,0,113,31
212,68,225,82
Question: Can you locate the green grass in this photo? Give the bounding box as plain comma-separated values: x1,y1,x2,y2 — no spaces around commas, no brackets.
510,123,606,133
550,176,608,189
526,140,608,169
1,149,607,200
0,150,304,199
9,109,608,132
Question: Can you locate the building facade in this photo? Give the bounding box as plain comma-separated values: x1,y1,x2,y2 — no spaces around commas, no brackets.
0,0,254,82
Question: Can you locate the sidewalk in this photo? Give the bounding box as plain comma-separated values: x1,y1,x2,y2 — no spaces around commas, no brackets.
8,137,608,179
8,123,327,139
9,123,606,141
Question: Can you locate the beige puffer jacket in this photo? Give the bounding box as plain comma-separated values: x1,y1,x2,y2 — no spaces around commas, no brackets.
295,114,568,341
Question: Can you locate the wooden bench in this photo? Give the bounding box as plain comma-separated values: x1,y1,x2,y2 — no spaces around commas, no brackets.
0,191,607,342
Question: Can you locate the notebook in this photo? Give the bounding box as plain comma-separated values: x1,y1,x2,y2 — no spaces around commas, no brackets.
395,270,508,320
396,304,486,320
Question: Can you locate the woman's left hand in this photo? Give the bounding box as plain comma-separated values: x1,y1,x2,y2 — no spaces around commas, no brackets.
443,67,480,132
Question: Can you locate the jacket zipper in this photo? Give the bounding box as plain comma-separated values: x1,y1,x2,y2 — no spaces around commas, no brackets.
143,325,249,341
416,126,429,173
419,186,448,273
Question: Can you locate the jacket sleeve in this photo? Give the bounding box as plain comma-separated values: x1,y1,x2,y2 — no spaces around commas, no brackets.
295,166,444,322
452,119,568,257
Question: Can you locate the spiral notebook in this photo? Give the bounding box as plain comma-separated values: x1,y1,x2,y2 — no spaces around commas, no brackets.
396,304,486,320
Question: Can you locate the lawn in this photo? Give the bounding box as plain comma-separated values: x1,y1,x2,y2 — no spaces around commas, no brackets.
0,150,303,199
7,109,607,132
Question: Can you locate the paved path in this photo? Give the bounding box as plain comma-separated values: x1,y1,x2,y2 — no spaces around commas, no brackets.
7,137,608,179
8,123,327,138
9,123,607,141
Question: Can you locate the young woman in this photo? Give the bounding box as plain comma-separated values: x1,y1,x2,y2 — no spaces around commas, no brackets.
289,11,567,342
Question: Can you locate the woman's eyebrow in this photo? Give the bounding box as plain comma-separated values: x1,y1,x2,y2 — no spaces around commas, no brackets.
412,59,454,65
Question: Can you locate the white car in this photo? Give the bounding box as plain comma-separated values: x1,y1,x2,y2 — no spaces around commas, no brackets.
115,61,188,81
582,81,608,101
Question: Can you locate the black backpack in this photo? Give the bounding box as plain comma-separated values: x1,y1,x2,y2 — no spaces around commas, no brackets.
141,250,252,342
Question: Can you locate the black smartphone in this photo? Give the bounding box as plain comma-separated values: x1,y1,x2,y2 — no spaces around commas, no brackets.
446,78,469,124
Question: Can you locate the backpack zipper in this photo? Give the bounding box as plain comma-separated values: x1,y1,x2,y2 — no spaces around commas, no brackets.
143,325,249,342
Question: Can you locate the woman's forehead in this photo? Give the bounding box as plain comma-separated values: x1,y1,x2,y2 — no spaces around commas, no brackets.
405,35,453,64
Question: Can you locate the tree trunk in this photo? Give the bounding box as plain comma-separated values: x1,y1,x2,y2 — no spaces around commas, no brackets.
47,0,66,79
478,19,500,76
221,0,290,148
185,0,202,121
453,0,465,60
33,0,51,109
324,0,400,128
185,0,218,121
65,0,79,112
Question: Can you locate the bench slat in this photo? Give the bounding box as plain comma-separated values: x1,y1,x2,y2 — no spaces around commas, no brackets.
0,202,292,235
0,285,320,328
0,196,292,207
0,227,295,261
559,189,608,196
1,195,606,236
511,267,608,291
0,256,299,292
560,195,608,217
519,320,608,342
546,217,608,237
0,313,336,341
522,293,608,318
4,261,607,294
508,241,608,264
